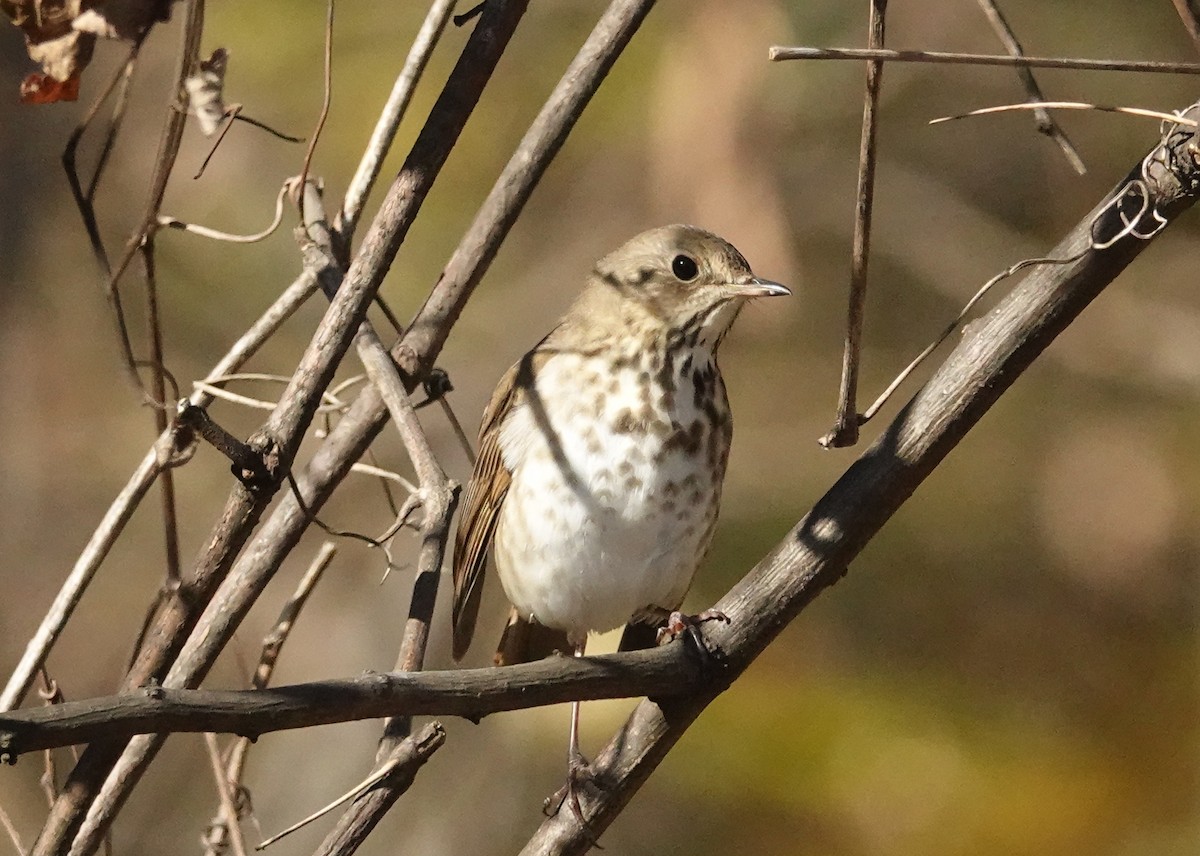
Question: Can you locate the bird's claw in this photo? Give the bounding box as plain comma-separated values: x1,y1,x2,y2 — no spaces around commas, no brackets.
655,608,730,645
543,754,603,847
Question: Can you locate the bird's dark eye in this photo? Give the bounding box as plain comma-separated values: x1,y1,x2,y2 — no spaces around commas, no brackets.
672,254,698,282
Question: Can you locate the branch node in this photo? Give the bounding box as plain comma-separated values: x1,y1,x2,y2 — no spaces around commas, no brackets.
177,403,279,490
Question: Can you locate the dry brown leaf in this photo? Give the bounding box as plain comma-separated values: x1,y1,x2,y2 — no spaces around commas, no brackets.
2,0,176,103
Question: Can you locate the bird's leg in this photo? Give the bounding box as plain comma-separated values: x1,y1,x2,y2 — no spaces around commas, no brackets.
543,640,601,840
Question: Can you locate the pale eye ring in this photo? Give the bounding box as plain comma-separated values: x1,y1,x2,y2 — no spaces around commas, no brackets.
672,254,698,281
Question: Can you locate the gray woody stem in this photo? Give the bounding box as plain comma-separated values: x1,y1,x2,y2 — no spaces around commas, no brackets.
0,649,702,755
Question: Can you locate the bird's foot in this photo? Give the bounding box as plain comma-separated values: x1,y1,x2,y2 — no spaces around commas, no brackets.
655,609,731,679
655,608,730,645
542,753,603,846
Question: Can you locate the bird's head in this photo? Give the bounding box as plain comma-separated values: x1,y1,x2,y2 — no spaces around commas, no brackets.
580,224,789,348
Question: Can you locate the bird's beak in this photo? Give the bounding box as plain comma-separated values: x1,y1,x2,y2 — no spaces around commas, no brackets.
724,276,791,298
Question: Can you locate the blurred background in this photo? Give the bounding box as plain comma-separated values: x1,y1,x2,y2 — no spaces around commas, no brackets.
2,2,1199,854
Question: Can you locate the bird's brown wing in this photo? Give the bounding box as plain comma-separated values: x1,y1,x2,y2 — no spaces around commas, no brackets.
450,359,522,661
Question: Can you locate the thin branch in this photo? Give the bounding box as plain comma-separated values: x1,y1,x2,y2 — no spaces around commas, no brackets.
139,239,182,595
821,0,887,449
62,43,140,280
42,6,531,854
517,105,1200,856
297,0,335,225
767,45,1200,74
931,101,1200,127
418,369,477,466
0,649,707,754
157,183,289,243
974,0,1085,174
337,0,459,244
202,733,249,856
860,252,1082,422
37,671,63,807
349,463,419,494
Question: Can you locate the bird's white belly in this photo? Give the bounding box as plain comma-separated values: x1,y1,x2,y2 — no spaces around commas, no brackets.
492,352,725,642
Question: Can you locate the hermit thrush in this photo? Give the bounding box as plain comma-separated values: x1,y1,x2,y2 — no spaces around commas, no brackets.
451,224,788,818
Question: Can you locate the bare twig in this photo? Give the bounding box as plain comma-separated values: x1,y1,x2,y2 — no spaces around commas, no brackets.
157,183,290,243
931,101,1200,127
37,671,65,807
62,43,140,280
297,0,336,225
0,649,706,753
860,252,1082,422
256,543,336,691
820,0,887,449
417,369,477,465
203,733,249,856
349,463,419,493
285,164,461,856
139,239,183,604
974,0,1085,174
337,0,459,244
767,45,1200,74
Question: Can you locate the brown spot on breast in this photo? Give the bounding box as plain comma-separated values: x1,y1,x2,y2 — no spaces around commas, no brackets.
624,475,643,491
612,408,638,434
663,419,707,456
